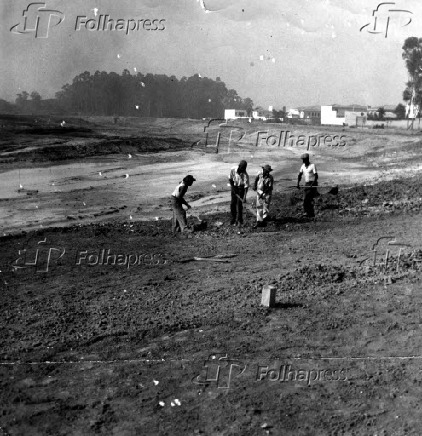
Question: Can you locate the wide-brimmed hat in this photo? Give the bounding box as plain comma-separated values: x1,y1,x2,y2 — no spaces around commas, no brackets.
301,153,309,159
262,164,273,172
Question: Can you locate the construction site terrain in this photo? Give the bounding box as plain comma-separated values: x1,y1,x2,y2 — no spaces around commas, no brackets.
1,114,422,435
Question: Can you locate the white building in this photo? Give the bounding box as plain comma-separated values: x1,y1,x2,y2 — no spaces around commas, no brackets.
321,105,367,126
224,109,248,120
252,110,265,120
252,109,275,121
287,108,301,119
225,105,275,121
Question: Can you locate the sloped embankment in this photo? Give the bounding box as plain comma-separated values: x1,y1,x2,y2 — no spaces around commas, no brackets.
1,136,191,162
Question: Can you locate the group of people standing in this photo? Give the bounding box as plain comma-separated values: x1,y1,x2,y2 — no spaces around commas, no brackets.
171,154,318,233
228,160,274,228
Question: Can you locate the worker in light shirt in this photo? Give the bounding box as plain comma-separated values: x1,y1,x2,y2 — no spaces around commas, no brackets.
297,153,318,218
228,160,249,226
253,164,274,228
171,175,196,233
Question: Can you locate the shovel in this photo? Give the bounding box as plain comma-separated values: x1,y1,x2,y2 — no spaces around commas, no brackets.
189,210,203,223
187,209,208,231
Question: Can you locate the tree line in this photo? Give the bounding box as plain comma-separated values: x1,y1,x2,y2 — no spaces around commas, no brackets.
56,71,254,118
5,71,254,119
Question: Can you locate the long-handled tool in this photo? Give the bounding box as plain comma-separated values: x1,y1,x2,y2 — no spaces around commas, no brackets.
234,192,256,219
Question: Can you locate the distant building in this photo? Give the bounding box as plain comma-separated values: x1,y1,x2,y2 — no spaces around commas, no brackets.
287,108,300,119
367,105,397,119
252,108,273,121
225,105,278,122
224,109,248,120
384,105,397,119
298,106,321,124
321,104,367,126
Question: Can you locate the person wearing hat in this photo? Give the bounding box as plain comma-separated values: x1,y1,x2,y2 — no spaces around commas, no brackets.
228,160,249,226
297,153,318,218
171,175,196,233
253,164,274,228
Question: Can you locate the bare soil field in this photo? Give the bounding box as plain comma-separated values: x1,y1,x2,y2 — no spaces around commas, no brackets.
2,114,422,435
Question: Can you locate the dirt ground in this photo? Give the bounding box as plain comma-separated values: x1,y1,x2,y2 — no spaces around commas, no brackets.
2,114,422,435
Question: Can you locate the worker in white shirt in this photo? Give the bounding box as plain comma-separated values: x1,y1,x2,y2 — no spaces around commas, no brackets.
297,153,318,218
171,175,196,233
228,160,249,226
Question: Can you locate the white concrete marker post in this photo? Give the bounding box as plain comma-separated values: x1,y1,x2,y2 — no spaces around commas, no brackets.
261,285,277,307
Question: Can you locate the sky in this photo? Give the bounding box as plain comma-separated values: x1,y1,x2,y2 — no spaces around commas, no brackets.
0,0,420,109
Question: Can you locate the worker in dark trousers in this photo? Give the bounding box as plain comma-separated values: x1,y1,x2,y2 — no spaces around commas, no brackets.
253,164,274,228
228,160,249,226
297,153,318,218
171,175,196,233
